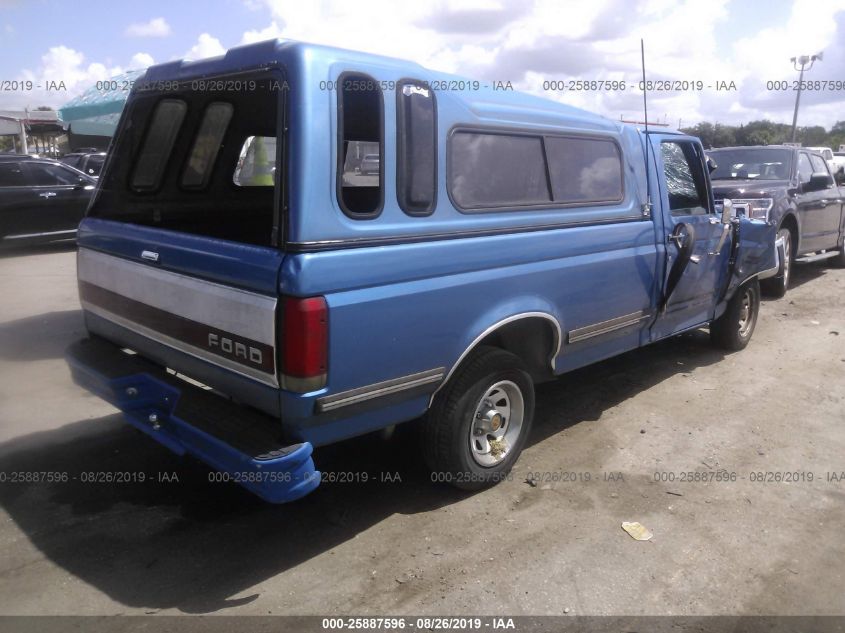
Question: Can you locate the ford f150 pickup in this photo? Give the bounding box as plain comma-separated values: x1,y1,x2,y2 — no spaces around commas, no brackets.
708,145,845,297
66,40,778,503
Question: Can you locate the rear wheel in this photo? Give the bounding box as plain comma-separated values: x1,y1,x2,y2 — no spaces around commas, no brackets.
761,228,792,298
422,346,534,491
711,279,760,351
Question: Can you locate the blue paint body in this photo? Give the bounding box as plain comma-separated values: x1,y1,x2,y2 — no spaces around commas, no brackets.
68,40,777,503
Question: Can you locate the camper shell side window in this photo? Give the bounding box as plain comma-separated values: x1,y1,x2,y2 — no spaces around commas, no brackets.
337,72,384,219
447,127,625,213
396,79,437,216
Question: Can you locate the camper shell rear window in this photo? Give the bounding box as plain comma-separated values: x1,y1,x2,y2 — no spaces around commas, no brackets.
89,70,284,248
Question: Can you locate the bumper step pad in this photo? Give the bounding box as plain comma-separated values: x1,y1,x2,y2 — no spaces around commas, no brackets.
66,337,320,503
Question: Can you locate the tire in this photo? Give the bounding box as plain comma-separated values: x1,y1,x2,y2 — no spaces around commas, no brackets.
761,228,792,298
710,279,761,351
831,241,845,268
423,346,535,491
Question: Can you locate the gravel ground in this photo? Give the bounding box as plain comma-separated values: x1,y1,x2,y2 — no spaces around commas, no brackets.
0,244,843,617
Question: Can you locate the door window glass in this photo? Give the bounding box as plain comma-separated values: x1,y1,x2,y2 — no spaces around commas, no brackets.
27,162,85,186
0,162,27,187
797,153,813,184
661,141,708,216
809,154,830,176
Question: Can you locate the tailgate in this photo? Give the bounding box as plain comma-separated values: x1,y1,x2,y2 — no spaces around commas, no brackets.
76,64,288,412
78,244,278,387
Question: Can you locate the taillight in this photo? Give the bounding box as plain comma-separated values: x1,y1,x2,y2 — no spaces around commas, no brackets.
280,296,328,392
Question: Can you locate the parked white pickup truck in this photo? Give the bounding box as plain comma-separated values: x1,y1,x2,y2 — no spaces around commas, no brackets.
807,146,845,182
834,151,845,183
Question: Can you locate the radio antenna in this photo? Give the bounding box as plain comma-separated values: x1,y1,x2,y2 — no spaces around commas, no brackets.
640,39,652,218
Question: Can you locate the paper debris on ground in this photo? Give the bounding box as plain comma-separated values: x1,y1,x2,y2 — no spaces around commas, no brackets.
621,521,653,541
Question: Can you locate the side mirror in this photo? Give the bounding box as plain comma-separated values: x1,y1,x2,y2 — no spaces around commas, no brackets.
804,172,832,192
706,157,717,174
721,198,733,224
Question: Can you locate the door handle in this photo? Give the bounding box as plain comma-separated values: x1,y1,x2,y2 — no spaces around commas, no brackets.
39,191,57,198
709,216,720,224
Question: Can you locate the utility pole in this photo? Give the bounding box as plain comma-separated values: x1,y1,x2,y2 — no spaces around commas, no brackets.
790,52,822,143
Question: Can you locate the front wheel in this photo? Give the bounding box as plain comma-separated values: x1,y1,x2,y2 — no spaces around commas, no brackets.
710,279,761,351
422,346,535,491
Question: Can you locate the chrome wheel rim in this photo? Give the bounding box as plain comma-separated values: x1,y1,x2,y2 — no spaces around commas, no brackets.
469,380,524,467
781,231,791,288
738,288,756,338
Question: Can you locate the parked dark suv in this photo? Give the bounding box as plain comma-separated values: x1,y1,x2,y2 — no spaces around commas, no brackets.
60,151,107,179
708,145,845,297
0,155,96,247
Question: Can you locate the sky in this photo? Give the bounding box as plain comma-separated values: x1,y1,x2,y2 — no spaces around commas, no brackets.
1,0,844,129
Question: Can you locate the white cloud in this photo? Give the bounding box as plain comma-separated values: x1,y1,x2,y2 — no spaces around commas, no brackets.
125,17,172,38
241,21,284,45
129,52,155,69
6,0,845,128
238,0,845,128
184,33,227,61
10,46,141,108
21,46,121,92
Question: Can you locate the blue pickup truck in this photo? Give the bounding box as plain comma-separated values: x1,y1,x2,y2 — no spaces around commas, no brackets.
66,40,778,503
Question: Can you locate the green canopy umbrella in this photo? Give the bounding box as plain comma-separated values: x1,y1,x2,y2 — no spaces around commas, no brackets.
59,69,144,137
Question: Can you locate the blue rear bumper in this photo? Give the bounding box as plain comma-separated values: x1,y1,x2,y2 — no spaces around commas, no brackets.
66,338,320,503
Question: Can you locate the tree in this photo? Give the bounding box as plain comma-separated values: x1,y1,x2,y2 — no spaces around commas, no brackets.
712,124,736,148
799,126,828,146
680,119,843,149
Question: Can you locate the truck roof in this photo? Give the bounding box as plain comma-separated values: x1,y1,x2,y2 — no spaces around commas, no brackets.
137,38,645,137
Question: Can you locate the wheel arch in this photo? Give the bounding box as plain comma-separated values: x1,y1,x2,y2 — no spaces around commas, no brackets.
429,311,562,407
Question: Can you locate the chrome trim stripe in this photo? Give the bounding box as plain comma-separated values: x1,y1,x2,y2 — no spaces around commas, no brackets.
82,301,280,387
567,309,650,344
287,215,646,252
316,368,445,413
3,229,77,240
78,248,276,345
429,312,562,407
